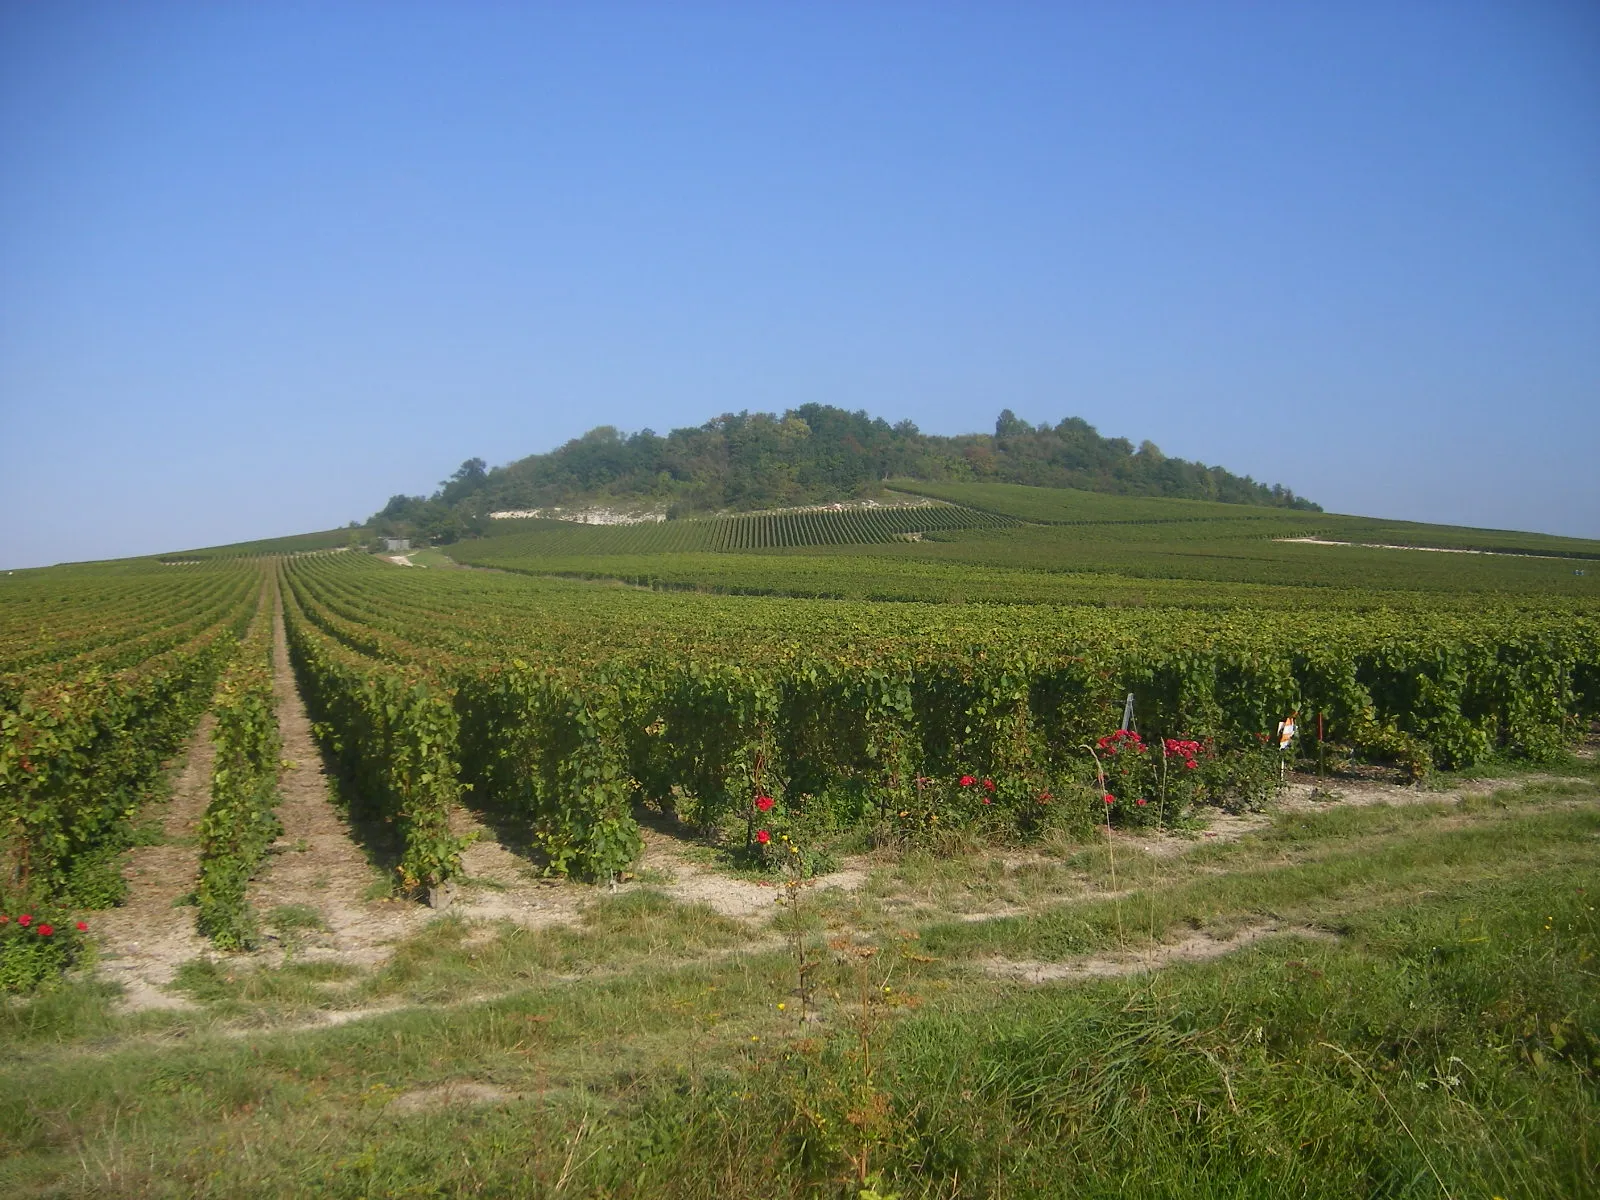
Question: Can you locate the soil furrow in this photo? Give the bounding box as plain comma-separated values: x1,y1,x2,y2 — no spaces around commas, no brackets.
246,586,431,964
91,715,215,1010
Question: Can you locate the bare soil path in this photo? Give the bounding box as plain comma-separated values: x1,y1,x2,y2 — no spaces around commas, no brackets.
443,814,867,927
1274,536,1582,561
1120,770,1594,858
982,923,1339,984
443,808,588,930
91,716,216,1010
247,593,431,965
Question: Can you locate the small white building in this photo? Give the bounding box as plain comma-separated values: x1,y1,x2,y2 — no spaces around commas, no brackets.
382,537,412,552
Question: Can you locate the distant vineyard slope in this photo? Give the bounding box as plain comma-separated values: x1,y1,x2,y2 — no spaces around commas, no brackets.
160,528,368,562
454,482,1600,602
368,405,1320,543
893,481,1600,559
466,499,1013,561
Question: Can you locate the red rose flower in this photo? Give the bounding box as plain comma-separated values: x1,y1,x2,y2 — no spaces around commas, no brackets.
982,778,995,792
17,914,31,927
0,915,8,925
1135,798,1147,806
76,921,88,932
1185,760,1198,770
1103,794,1115,805
37,924,53,937
755,830,771,845
754,795,774,812
959,775,976,787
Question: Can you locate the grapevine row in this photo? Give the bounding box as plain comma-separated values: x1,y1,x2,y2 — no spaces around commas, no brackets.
194,577,283,948
281,577,469,891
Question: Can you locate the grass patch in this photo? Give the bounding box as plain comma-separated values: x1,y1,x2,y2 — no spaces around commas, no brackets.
854,868,1599,1198
171,957,361,1013
921,803,1600,962
4,866,1593,1197
1,782,1595,1196
264,904,328,934
361,891,753,1004
128,818,168,847
0,977,129,1046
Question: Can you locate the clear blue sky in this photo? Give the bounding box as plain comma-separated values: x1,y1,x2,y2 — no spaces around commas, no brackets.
2,1,1596,567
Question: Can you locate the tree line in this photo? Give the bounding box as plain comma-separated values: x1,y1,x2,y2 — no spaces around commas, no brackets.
371,405,1319,542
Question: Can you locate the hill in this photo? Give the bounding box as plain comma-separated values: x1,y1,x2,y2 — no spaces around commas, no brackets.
369,405,1320,542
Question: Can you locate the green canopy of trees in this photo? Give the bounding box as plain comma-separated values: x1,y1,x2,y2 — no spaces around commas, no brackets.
371,406,1319,541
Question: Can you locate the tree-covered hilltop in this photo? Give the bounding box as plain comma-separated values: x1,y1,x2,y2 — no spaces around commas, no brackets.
372,405,1319,541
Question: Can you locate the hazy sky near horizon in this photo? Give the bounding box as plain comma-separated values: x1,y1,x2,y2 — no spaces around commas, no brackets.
2,1,1597,567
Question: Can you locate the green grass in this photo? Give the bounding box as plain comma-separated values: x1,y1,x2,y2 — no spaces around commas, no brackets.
922,801,1600,963
402,546,458,568
264,904,328,933
3,780,1595,1197
359,890,753,1004
172,957,362,1013
866,869,1599,1198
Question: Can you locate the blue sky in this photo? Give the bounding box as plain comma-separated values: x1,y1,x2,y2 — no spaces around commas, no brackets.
2,1,1596,567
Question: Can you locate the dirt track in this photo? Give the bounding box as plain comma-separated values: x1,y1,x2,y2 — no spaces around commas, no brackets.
90,715,216,1010
244,596,430,966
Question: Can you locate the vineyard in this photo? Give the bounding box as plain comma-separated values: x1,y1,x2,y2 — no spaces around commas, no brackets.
269,548,1599,885
482,498,1013,557
6,501,1599,916
889,479,1600,553
460,482,1600,600
0,563,258,902
3,489,1599,1196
